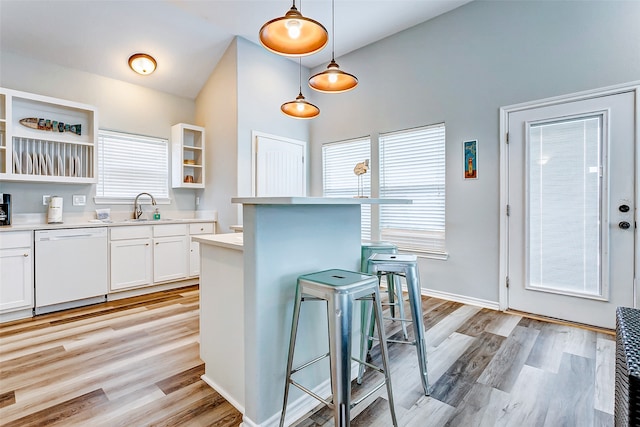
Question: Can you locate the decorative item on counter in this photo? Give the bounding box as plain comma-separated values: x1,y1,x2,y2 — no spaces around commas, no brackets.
353,159,369,198
184,175,194,183
96,208,111,221
153,208,161,220
47,196,63,224
19,117,82,135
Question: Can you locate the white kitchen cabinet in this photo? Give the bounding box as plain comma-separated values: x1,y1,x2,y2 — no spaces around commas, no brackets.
154,235,188,282
188,222,215,277
171,123,205,188
109,226,153,291
110,238,153,291
0,87,97,183
0,231,33,318
153,224,188,283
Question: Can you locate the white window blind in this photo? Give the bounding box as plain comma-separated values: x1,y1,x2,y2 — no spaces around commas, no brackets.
379,123,446,253
322,137,371,240
96,130,169,203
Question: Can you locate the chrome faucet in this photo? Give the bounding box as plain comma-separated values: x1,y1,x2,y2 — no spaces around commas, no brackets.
133,192,157,219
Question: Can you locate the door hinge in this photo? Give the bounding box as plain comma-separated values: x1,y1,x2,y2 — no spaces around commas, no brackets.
506,132,509,144
506,276,510,288
506,204,511,216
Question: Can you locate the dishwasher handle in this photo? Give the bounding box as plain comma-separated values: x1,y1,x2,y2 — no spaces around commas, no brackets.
36,231,107,241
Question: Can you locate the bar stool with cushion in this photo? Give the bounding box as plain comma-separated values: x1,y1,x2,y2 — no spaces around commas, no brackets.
280,269,398,427
360,242,409,340
358,253,430,396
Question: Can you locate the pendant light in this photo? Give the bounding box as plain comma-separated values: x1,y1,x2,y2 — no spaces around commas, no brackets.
308,0,358,93
259,0,328,57
281,59,320,119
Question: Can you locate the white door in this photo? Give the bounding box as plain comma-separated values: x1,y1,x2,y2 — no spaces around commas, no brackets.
506,89,636,329
253,132,306,197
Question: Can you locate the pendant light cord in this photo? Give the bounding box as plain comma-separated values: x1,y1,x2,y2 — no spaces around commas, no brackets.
331,0,335,61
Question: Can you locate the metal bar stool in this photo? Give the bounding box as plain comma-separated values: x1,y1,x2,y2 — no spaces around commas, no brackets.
280,269,398,427
361,242,409,340
358,253,430,396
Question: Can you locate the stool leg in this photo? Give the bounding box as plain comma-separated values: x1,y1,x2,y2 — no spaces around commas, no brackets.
405,265,430,396
357,298,373,385
279,286,303,427
391,274,409,340
327,292,354,427
372,287,398,427
386,273,396,318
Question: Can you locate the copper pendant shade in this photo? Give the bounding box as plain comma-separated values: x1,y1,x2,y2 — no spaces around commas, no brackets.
308,58,358,93
281,91,320,119
282,59,320,119
308,0,358,93
259,1,328,57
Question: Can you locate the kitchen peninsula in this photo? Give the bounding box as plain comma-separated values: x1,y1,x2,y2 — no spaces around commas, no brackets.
195,197,410,427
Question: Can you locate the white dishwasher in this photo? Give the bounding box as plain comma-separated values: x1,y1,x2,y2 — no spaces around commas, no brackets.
35,227,108,314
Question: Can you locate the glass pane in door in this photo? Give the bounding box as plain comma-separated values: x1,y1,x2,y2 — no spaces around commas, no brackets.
527,115,603,297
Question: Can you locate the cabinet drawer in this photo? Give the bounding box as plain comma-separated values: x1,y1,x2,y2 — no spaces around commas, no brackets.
153,224,188,237
0,231,32,249
189,223,214,235
110,226,152,241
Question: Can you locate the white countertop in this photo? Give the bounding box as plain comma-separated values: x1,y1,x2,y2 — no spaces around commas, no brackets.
231,197,411,205
193,233,243,251
0,218,216,232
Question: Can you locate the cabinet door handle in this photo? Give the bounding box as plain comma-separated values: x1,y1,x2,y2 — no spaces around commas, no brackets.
146,243,150,246
24,253,29,257
155,242,159,245
200,228,204,231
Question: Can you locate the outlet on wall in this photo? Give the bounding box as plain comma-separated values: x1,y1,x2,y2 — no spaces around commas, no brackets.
42,195,51,206
72,195,86,206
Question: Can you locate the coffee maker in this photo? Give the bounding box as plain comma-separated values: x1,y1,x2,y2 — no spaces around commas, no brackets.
0,193,11,226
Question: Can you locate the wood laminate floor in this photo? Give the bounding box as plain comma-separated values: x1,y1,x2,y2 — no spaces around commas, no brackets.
0,286,615,426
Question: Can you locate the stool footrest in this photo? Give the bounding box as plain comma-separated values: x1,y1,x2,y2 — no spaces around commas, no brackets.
369,336,417,346
352,357,384,374
290,379,335,409
352,380,387,408
291,352,330,375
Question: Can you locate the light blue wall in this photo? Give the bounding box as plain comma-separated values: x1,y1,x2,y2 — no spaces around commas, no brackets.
307,0,640,303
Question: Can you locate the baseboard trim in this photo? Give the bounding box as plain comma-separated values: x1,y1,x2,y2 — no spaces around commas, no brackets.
420,288,500,311
201,374,245,414
240,362,360,427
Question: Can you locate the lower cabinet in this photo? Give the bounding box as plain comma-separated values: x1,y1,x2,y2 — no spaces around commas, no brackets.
109,223,191,292
109,226,153,291
189,222,215,277
0,231,33,315
153,224,189,283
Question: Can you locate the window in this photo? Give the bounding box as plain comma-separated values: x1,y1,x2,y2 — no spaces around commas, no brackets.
379,123,446,254
322,137,371,240
96,130,169,203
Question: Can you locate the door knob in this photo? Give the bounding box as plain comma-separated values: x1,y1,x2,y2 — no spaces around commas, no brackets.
619,221,631,230
619,204,630,213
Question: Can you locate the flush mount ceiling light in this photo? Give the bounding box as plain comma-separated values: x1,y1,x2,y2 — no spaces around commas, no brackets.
281,59,320,119
128,53,157,75
259,0,328,57
308,0,357,92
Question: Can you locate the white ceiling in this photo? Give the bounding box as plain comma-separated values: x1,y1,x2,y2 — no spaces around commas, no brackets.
0,0,472,99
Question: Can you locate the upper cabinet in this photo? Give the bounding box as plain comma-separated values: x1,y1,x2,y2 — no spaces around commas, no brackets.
171,123,205,189
0,87,97,184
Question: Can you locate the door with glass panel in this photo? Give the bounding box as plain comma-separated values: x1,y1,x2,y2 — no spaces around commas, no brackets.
507,90,636,329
